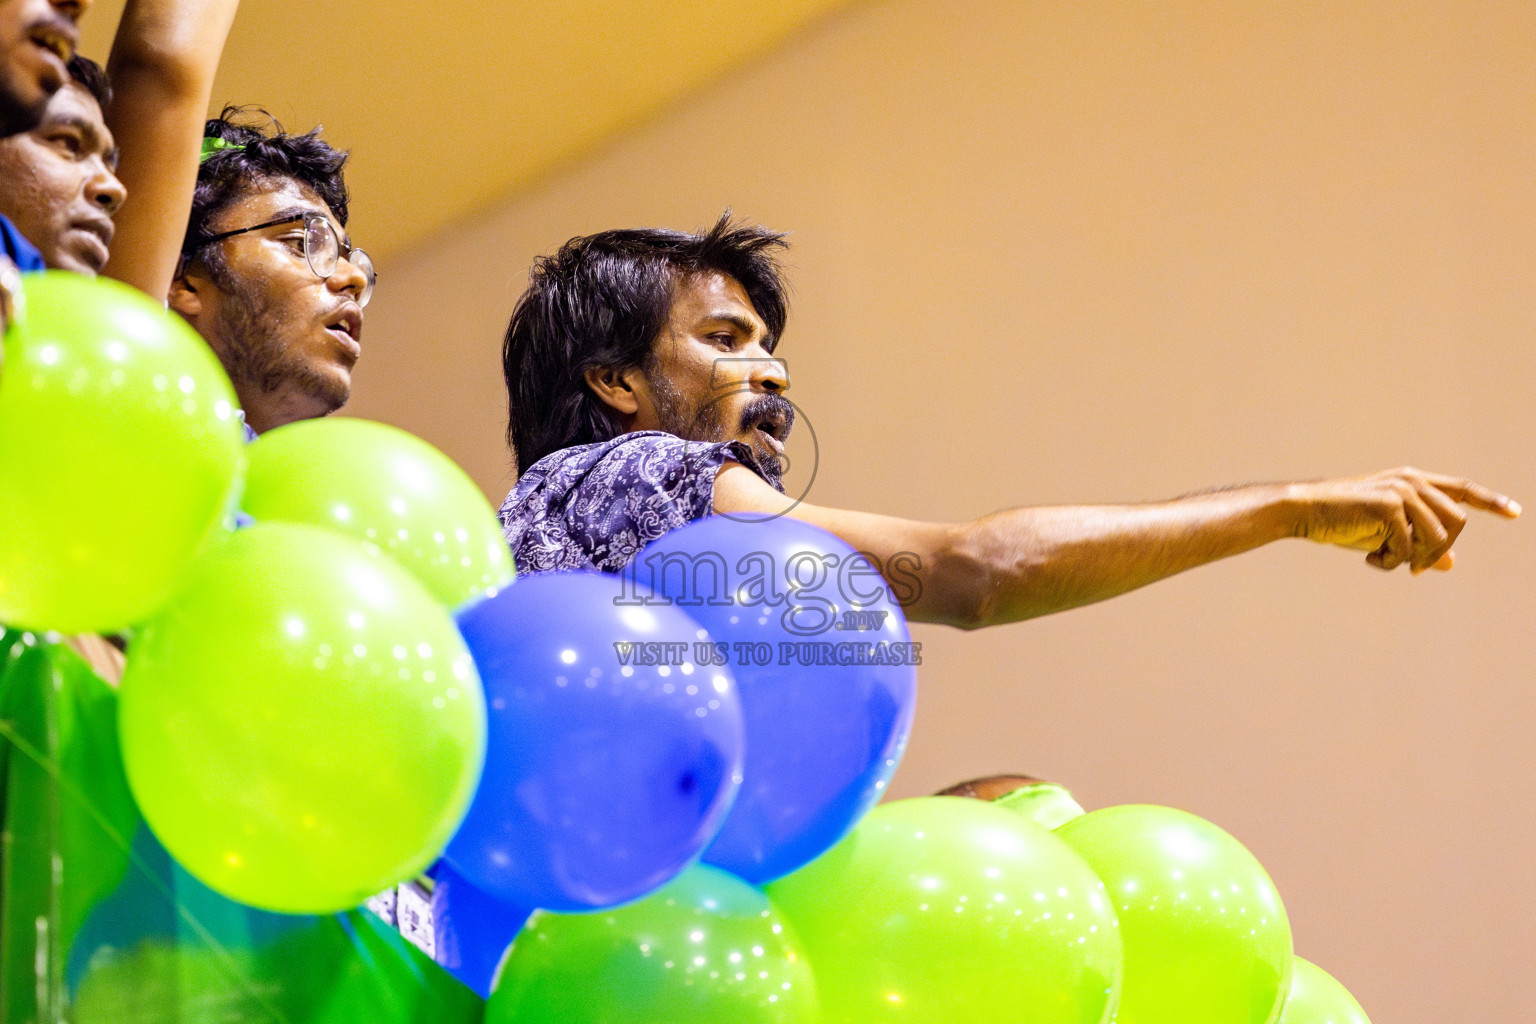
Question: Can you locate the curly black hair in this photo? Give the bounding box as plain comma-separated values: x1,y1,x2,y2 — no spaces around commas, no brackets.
181,105,349,263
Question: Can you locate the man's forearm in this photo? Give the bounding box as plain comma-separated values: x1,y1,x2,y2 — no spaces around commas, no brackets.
956,485,1297,626
715,460,1515,630
104,0,237,90
101,0,240,299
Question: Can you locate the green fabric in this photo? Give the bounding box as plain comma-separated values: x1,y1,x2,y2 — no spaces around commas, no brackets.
0,628,485,1023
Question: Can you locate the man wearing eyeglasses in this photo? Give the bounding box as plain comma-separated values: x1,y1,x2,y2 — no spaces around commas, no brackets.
171,107,374,436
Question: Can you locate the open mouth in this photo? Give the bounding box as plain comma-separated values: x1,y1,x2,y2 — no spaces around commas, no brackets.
754,425,785,459
748,407,791,460
324,306,364,360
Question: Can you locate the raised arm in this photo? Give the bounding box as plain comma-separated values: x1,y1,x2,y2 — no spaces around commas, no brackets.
712,463,1520,629
99,0,239,299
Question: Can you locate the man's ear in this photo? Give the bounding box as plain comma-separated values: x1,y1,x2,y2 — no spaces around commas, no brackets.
584,364,642,417
167,263,203,320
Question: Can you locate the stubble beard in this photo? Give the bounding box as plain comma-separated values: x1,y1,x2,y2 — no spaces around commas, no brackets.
649,370,726,444
0,13,65,138
212,269,348,416
647,370,786,491
0,77,42,139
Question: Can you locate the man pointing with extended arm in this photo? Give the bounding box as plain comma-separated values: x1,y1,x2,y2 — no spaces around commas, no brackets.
499,215,1517,627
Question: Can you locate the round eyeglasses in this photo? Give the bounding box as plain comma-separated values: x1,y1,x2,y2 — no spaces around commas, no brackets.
193,213,376,307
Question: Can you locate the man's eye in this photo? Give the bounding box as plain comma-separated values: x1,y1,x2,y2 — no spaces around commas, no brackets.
281,236,306,254
47,132,83,157
709,333,736,348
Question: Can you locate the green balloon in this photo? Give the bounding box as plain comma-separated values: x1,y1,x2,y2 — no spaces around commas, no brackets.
117,523,487,914
0,272,245,633
1056,805,1293,1024
489,864,818,1024
242,417,513,610
994,781,1087,830
765,796,1122,1024
1278,958,1371,1024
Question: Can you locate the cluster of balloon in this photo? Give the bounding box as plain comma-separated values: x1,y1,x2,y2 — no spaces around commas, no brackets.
994,787,1372,1024
638,515,920,883
1,271,1377,1022
689,785,1371,1024
0,272,245,633
445,571,745,911
451,513,918,1002
118,416,517,913
488,864,817,1024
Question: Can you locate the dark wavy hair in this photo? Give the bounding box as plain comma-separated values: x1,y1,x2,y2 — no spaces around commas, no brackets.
180,106,349,267
66,56,111,110
502,213,790,473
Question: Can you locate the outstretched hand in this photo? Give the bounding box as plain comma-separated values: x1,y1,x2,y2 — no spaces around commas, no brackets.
1290,467,1520,573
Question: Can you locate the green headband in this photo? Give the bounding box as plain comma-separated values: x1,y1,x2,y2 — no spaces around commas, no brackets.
199,137,245,163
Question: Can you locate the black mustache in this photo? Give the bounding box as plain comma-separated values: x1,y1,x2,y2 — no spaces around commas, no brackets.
740,393,795,438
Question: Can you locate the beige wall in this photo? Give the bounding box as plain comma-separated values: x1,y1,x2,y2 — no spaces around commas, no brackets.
347,2,1536,1017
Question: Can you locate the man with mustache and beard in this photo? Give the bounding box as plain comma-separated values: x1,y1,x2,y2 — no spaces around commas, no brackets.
171,108,373,436
500,214,1517,625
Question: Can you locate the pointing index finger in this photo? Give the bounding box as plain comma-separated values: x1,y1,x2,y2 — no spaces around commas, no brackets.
1420,473,1521,518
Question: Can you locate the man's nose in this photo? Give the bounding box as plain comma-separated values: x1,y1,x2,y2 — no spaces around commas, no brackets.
328,253,368,302
750,343,789,393
711,353,789,394
756,356,789,394
87,162,125,216
52,0,90,25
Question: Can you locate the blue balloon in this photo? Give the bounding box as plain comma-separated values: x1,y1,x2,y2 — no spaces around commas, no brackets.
634,515,918,883
446,571,744,911
427,861,529,999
